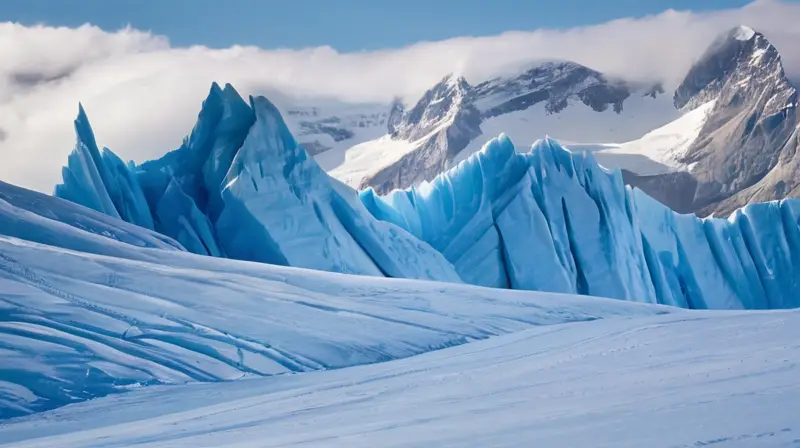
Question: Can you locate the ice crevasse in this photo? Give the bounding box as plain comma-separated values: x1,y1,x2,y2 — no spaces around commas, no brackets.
54,83,800,310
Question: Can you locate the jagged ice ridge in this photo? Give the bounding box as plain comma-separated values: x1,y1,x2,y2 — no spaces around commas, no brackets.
54,83,800,310
55,84,460,284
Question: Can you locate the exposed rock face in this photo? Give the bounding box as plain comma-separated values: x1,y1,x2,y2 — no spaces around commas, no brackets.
705,127,800,216
674,26,799,215
471,61,631,117
674,26,761,111
364,75,482,194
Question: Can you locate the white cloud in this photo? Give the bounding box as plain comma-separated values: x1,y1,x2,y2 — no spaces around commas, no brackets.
1,0,799,192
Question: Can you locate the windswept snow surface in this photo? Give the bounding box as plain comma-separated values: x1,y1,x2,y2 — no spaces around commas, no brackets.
734,25,757,41
0,180,184,259
0,232,670,419
2,308,799,447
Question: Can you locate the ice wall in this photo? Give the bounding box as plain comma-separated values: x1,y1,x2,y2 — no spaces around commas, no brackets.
52,83,800,310
362,136,800,310
54,83,461,284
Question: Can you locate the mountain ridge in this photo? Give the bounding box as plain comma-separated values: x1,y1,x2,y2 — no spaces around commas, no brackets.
312,25,798,217
679,26,799,215
349,60,671,194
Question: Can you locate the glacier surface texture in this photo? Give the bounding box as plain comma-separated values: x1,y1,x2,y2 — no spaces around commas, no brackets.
54,83,800,310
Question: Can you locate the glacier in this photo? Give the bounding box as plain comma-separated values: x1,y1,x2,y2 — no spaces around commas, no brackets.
1,142,798,440
3,146,799,445
54,84,460,284
363,135,800,310
1,180,183,260
3,82,800,441
52,83,800,311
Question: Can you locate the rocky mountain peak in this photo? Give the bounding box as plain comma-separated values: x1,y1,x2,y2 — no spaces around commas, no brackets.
671,26,799,214
674,25,783,111
471,60,634,117
388,73,475,142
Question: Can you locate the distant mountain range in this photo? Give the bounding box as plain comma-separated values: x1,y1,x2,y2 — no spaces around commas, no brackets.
311,61,676,195
306,25,799,217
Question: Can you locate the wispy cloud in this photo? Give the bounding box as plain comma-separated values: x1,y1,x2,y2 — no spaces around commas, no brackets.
1,0,799,192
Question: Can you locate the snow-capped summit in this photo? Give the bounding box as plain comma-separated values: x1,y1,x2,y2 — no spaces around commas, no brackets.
733,24,756,41
388,74,478,146
471,61,632,117
359,74,482,193
669,25,799,214
674,25,783,111
587,25,799,215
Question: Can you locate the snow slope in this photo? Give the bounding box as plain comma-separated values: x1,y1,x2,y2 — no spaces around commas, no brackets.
316,136,416,187
283,101,389,157
0,232,670,419
589,100,717,175
2,308,798,447
0,180,184,259
451,93,678,168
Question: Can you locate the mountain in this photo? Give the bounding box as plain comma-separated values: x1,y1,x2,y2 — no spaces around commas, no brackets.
561,26,799,216
676,26,799,215
50,85,800,311
318,26,798,218
284,101,389,156
319,61,676,194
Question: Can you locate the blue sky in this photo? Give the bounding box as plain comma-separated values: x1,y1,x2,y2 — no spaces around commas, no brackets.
2,0,763,50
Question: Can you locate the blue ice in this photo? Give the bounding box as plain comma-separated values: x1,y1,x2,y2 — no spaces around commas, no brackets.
52,83,800,310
